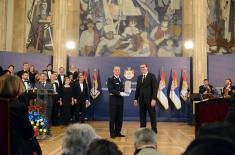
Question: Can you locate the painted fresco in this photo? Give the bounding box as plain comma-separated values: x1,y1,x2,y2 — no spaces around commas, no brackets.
79,0,183,57
207,0,235,54
26,0,54,55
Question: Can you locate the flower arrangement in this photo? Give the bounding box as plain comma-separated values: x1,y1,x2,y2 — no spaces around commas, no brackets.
28,106,48,136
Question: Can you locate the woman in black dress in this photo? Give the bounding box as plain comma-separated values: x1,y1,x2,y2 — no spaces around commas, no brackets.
59,77,74,125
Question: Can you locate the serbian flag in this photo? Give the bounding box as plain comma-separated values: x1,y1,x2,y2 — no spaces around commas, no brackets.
180,70,189,101
90,69,100,99
157,69,169,110
169,70,181,110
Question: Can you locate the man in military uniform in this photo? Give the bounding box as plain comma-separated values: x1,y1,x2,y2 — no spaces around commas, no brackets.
107,66,126,138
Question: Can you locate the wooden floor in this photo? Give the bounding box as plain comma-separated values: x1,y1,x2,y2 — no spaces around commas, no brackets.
39,121,195,155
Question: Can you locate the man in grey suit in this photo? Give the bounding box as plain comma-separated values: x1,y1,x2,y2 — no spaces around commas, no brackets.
35,73,53,136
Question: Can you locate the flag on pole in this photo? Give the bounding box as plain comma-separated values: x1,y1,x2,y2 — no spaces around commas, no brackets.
180,70,189,101
169,70,181,110
157,69,169,110
90,69,100,99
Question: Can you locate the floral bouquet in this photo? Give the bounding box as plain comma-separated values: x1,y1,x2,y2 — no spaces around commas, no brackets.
28,108,48,136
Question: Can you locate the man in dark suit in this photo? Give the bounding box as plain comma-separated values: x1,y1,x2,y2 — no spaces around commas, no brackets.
17,62,30,77
35,73,53,136
107,66,125,138
57,67,66,89
44,64,54,80
73,73,89,123
199,79,215,98
134,64,158,133
18,71,31,107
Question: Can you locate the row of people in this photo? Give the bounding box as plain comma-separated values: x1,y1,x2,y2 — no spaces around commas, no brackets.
0,73,162,155
199,78,235,99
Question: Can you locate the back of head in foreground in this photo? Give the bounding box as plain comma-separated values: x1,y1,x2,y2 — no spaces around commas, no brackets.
62,123,97,155
86,139,122,155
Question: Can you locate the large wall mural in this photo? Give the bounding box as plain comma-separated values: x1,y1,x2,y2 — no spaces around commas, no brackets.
26,0,54,55
207,0,235,54
79,0,182,57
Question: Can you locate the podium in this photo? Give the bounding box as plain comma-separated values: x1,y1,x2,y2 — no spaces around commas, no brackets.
195,98,231,136
28,89,56,138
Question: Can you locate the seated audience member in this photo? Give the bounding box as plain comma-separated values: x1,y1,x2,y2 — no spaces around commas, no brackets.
62,124,97,155
133,128,162,155
0,74,42,155
87,139,122,155
222,79,234,98
199,79,214,99
17,62,30,77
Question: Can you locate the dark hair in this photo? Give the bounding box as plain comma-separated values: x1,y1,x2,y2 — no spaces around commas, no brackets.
23,62,29,65
8,65,14,69
140,63,148,67
87,139,122,155
47,64,52,67
203,79,208,81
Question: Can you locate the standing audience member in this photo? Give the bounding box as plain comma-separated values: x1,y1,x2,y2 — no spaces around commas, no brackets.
73,73,89,123
17,62,30,77
35,73,54,137
68,64,78,81
0,74,42,155
29,65,38,84
58,67,66,89
7,65,15,75
60,77,74,125
133,128,162,155
18,71,31,106
87,139,122,155
44,64,54,79
50,74,60,125
62,124,96,155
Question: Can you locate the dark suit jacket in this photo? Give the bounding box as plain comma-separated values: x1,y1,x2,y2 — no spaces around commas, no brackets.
10,98,35,155
35,81,53,107
222,85,234,96
57,74,66,88
107,76,124,97
199,85,215,95
135,72,157,104
72,81,89,103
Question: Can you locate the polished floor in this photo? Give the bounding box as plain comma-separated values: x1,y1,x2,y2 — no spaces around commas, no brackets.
39,121,195,155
